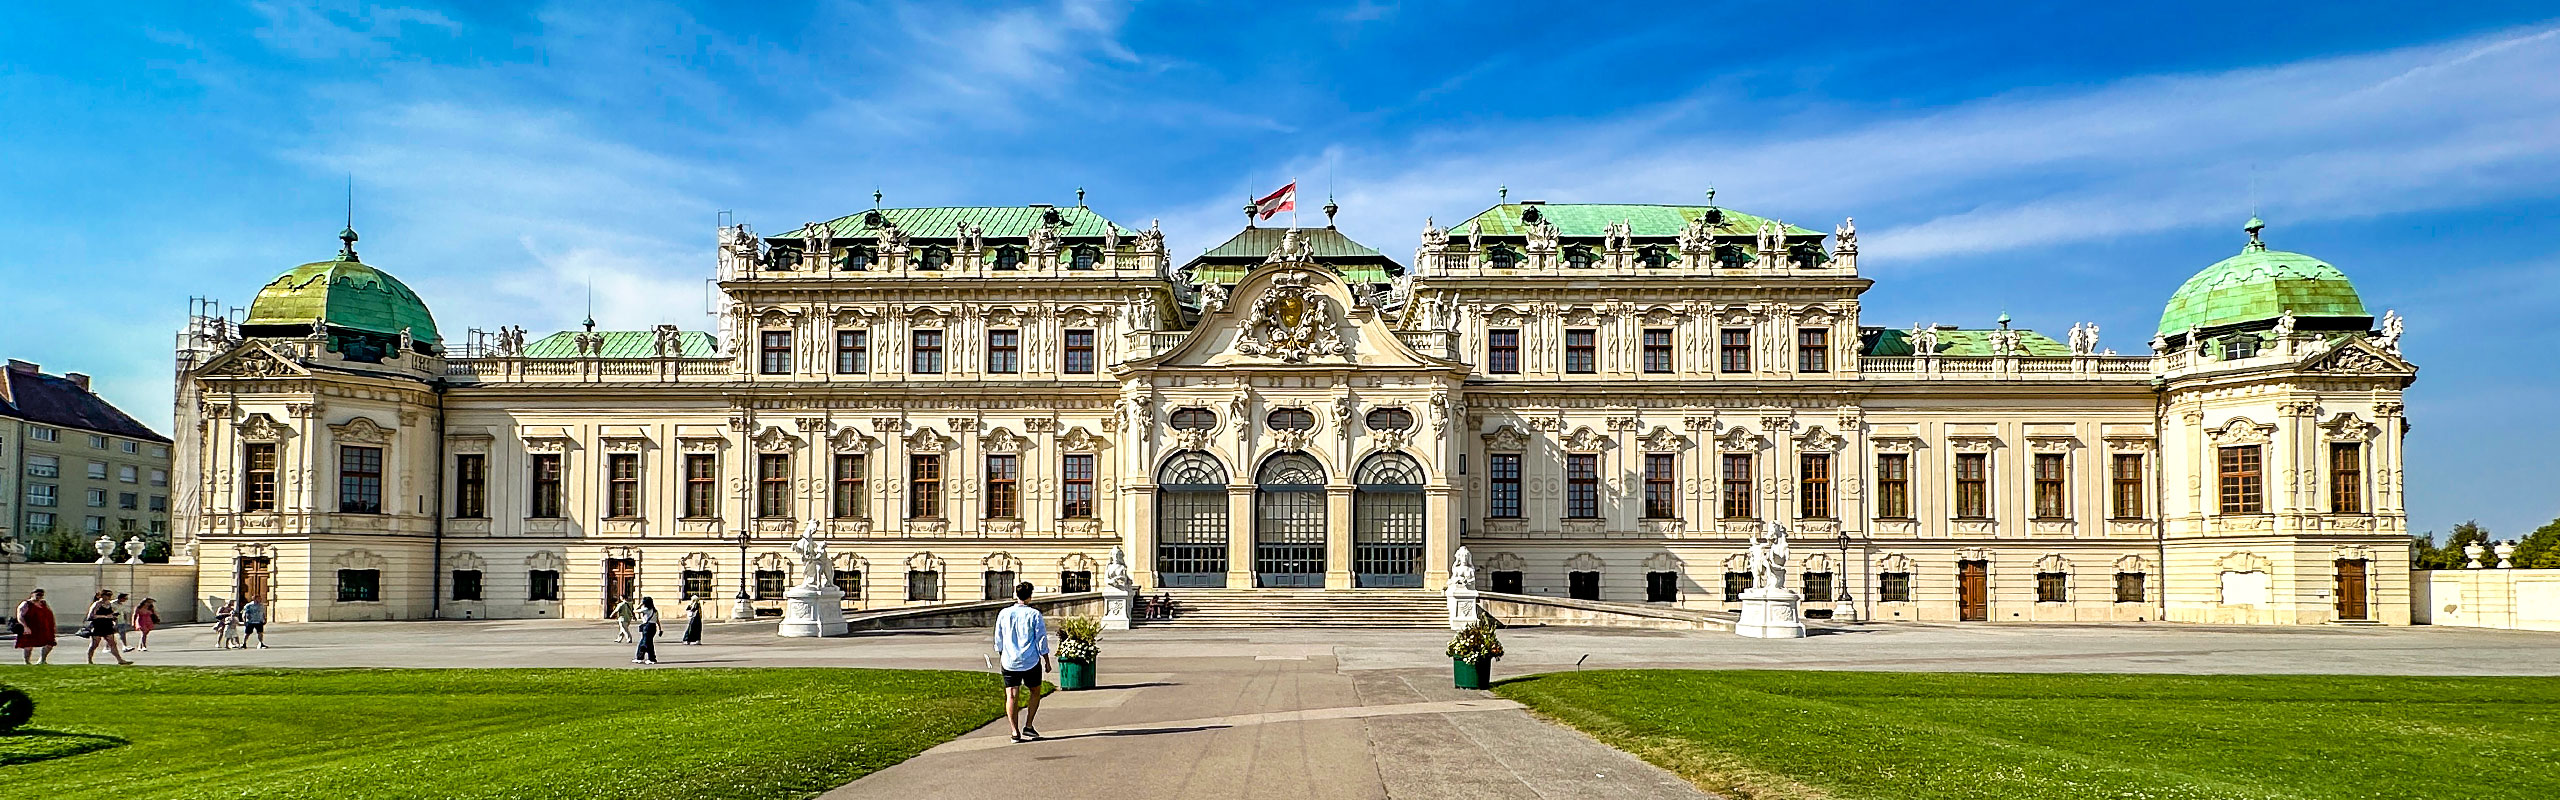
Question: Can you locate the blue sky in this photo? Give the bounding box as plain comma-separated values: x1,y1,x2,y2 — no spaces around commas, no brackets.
3,2,2555,539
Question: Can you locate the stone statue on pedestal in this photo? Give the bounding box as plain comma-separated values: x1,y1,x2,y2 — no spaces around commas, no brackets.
1100,545,1140,631
1448,546,1477,591
1104,545,1136,592
1736,521,1806,639
778,519,847,637
792,519,830,588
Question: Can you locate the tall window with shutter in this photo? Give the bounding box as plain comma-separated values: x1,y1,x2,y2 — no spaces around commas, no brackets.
606,453,639,518
2329,443,2363,513
1489,453,1522,519
985,454,1019,518
244,443,278,512
756,454,790,518
1721,454,1754,519
1643,454,1676,519
1876,453,1909,519
2219,446,2263,514
2110,453,2144,519
909,454,942,518
2033,453,2066,520
529,454,563,518
683,454,716,518
1565,454,1599,519
1799,453,1832,519
832,453,866,519
1954,453,1988,519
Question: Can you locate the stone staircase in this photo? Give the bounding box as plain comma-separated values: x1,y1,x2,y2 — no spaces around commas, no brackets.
1134,588,1447,629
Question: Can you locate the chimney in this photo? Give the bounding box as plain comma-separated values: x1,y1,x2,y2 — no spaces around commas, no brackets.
5,359,35,374
66,372,91,390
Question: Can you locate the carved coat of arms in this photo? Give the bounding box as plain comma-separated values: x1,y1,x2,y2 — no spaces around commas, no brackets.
1235,272,1350,363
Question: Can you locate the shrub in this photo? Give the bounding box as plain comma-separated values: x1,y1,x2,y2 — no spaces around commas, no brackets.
1055,616,1101,662
0,685,31,734
1446,623,1504,661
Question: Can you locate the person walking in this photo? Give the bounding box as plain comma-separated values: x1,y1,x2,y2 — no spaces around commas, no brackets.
680,597,704,645
134,597,159,651
211,600,237,649
112,593,134,648
631,597,660,665
13,589,56,665
240,597,268,649
84,589,134,665
992,581,1051,743
611,597,636,643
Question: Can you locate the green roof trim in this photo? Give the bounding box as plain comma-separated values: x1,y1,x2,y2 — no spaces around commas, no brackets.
1188,264,1400,285
1198,227,1386,260
777,206,1128,242
2156,228,2368,336
522,330,718,359
244,253,443,344
1453,203,1822,239
1863,327,2071,357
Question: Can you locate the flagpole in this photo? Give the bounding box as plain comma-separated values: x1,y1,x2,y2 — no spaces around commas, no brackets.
1291,177,1299,229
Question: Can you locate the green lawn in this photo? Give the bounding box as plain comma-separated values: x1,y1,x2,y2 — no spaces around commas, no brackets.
0,667,1005,799
1497,670,2560,800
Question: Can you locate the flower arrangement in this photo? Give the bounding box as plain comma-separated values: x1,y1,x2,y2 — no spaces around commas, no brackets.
1056,615,1102,662
1445,622,1504,662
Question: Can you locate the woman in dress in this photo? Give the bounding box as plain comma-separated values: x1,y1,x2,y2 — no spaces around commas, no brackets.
84,589,134,665
134,597,159,651
680,598,704,645
14,589,56,664
631,597,660,665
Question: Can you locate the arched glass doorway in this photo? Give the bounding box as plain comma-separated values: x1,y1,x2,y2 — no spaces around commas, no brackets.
1255,452,1328,588
1155,451,1230,588
1354,452,1426,588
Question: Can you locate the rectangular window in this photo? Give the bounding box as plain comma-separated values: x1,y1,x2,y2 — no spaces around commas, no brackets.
607,453,640,518
89,434,107,449
336,569,381,602
122,440,139,454
1799,453,1833,519
2115,572,2146,603
528,570,561,601
26,454,57,478
1491,571,1523,594
2110,454,2144,519
1880,571,1912,602
1722,572,1750,602
1803,571,1834,603
2218,445,2263,514
906,569,941,601
88,488,106,507
1797,328,1829,372
1568,571,1600,601
1488,329,1520,374
118,492,137,510
911,330,944,374
832,453,867,519
1622,453,1671,521
759,330,792,375
757,453,790,518
83,516,103,533
2037,572,2067,603
1873,453,1914,523
2033,453,2066,520
1489,453,1522,519
1061,453,1095,518
2329,442,2364,514
451,570,484,601
31,426,56,442
1642,328,1673,373
683,454,717,518
833,570,863,598
149,495,167,512
755,570,786,600
454,454,487,518
1063,329,1096,374
150,468,167,487
530,453,563,518
119,464,138,483
338,445,383,514
28,484,55,508
1954,453,1989,519
835,330,868,374
89,461,107,479
909,454,942,518
1646,571,1679,602
1565,454,1599,519
985,454,1019,518
1721,454,1754,519
1564,329,1596,373
986,329,1020,374
25,512,52,532
1060,570,1092,593
682,570,714,600
982,570,1019,601
1720,328,1751,373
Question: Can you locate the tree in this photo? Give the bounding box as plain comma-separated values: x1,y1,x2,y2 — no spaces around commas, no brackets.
2514,517,2560,570
2414,521,2496,570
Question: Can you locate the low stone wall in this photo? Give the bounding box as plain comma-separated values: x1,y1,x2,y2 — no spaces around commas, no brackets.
844,592,1107,632
0,562,199,626
2413,569,2560,632
1475,591,1735,631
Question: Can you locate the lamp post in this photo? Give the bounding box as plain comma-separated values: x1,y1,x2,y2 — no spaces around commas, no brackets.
1833,528,1858,621
732,528,755,621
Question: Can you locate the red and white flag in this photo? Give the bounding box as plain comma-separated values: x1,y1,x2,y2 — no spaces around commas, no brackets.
1254,182,1297,221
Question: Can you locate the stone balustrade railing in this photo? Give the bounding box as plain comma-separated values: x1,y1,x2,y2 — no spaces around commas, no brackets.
1855,355,2154,380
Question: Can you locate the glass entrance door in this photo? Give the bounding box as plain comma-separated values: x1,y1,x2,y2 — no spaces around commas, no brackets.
1255,453,1327,588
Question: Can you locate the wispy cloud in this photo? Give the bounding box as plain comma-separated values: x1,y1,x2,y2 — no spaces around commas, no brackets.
248,1,461,58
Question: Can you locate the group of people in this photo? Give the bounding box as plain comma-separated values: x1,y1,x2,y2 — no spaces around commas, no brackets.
609,596,707,665
211,597,269,649
13,588,161,665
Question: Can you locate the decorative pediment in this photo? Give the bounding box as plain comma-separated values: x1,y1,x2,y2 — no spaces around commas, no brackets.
1482,425,1530,452
2319,412,2380,442
2208,417,2274,446
601,436,650,454
750,425,804,453
199,342,309,378
447,434,493,455
1715,426,1766,452
830,307,878,328
1948,435,2002,453
238,412,294,442
1794,425,1847,452
905,427,952,454
2104,436,2155,453
1560,426,1609,453
754,307,802,328
2304,339,2414,375
1059,426,1108,453
523,433,575,454
1638,426,1691,453
981,427,1030,454
2027,436,2078,454
525,551,567,572
330,548,389,571
679,436,726,454
1233,270,1352,364
829,427,879,453
328,416,392,445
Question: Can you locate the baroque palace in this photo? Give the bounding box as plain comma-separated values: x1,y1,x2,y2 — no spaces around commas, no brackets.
168,195,2419,626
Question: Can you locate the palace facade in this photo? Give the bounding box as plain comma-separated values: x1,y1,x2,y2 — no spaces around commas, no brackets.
169,198,2419,626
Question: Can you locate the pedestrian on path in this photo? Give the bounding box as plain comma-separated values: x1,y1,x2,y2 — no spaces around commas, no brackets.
134,597,159,651
241,598,269,649
113,593,134,648
13,589,56,664
611,597,636,643
632,597,660,665
84,589,134,665
680,598,703,645
211,600,237,649
993,581,1050,743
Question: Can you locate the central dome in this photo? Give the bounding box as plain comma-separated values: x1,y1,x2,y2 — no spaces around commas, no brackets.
243,229,442,346
2157,218,2369,336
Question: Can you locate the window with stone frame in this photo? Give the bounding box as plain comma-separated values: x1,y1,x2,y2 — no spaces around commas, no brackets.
1720,328,1752,373
986,329,1020,374
834,570,863,598
1363,407,1413,431
27,484,54,508
2114,571,2145,603
529,453,563,519
1721,454,1754,519
984,454,1019,519
243,443,278,512
451,570,483,601
756,454,791,518
1070,246,1100,270
1564,329,1596,373
1060,570,1093,593
1642,328,1674,373
981,570,1019,600
1646,571,1679,602
1799,453,1833,519
1879,571,1912,602
1803,571,1834,603
1638,246,1669,269
832,453,867,519
1564,245,1596,268
2036,571,2067,603
1642,454,1677,519
1565,454,1600,519
2218,445,2263,514
1061,453,1095,518
336,569,381,602
1722,571,1750,602
1487,329,1520,374
907,569,942,601
909,454,943,518
1488,453,1523,519
2110,453,2144,519
1169,407,1217,430
607,453,640,518
528,569,561,601
759,330,792,375
2329,442,2364,514
339,445,383,514
681,570,714,600
1269,408,1317,430
1568,570,1600,601
454,454,487,518
1797,328,1829,373
835,330,868,374
755,570,786,600
911,330,944,374
1491,571,1523,593
1063,329,1096,374
2033,453,2067,520
1954,453,1989,519
88,460,107,479
683,454,717,518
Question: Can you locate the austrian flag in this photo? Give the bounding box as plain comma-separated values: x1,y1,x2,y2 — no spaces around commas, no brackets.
1254,182,1297,221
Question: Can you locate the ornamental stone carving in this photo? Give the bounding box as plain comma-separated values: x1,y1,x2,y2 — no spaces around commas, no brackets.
904,427,952,454
981,427,1029,454
1948,436,2001,453
2319,413,2380,442
829,427,880,453
1482,425,1530,452
1059,427,1107,452
2104,437,2155,453
239,413,292,442
1715,426,1767,452
679,436,726,454
601,437,648,454
329,416,392,445
2027,436,2077,454
1638,426,1691,452
1794,425,1847,452
751,426,804,453
1235,271,1351,363
1561,426,1609,453
2208,417,2275,446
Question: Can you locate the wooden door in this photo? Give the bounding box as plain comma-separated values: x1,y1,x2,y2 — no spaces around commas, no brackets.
2335,559,2369,620
1958,560,1989,621
238,557,273,604
604,559,638,609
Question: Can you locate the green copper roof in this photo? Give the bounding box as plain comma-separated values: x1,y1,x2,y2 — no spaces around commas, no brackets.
1180,226,1403,287
777,205,1128,241
2156,223,2367,335
1188,263,1399,285
1863,327,2071,357
244,247,442,345
522,330,718,359
1453,203,1822,238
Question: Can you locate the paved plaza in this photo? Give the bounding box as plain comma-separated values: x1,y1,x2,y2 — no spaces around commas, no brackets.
101,620,2560,799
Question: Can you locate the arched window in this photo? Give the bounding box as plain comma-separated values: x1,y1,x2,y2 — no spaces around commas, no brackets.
1071,246,1100,271
1563,246,1596,269
1154,452,1230,587
1363,407,1413,432
1638,246,1669,269
994,247,1023,270
836,246,872,271
765,246,798,272
918,246,949,270
1353,452,1425,587
1170,407,1218,430
1716,244,1750,269
1486,246,1522,269
1268,408,1315,431
1254,453,1327,588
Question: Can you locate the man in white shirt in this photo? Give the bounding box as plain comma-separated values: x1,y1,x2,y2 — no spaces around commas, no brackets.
993,581,1051,742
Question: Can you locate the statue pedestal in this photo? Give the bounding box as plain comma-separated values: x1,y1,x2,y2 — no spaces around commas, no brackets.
778,584,847,637
1735,587,1806,639
1100,585,1138,631
1446,587,1482,631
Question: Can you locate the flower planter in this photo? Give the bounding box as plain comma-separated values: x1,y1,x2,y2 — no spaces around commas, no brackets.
1059,658,1097,691
1451,656,1493,690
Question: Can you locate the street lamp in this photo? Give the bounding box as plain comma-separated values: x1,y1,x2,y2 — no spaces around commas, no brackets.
732,527,755,621
1833,528,1858,621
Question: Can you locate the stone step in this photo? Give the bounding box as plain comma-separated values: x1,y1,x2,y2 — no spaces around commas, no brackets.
1131,589,1445,628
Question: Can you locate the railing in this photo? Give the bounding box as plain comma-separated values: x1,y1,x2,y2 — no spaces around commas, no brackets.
438,357,736,383
1861,357,1916,373
1855,355,2157,380
1394,329,1457,359
2019,357,2075,373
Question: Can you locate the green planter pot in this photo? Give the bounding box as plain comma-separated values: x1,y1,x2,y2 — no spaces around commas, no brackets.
1452,656,1493,689
1059,658,1097,691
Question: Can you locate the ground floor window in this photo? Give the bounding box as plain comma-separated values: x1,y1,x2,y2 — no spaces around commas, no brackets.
2037,572,2067,603
983,570,1019,600
1645,571,1678,602
1802,571,1834,603
681,570,714,600
754,570,786,600
1568,571,1600,601
907,570,941,602
450,570,483,601
834,570,863,598
1060,570,1093,593
528,569,561,601
2115,572,2146,603
337,569,380,602
1722,571,1750,602
1491,571,1523,594
1880,571,1912,603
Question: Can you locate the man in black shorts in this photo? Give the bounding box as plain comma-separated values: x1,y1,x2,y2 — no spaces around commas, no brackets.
991,582,1051,742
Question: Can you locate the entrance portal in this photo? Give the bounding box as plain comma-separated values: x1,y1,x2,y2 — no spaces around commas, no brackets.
1353,452,1424,588
1255,452,1327,588
1958,560,1989,621
2335,559,2370,621
604,558,637,610
1154,451,1231,588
